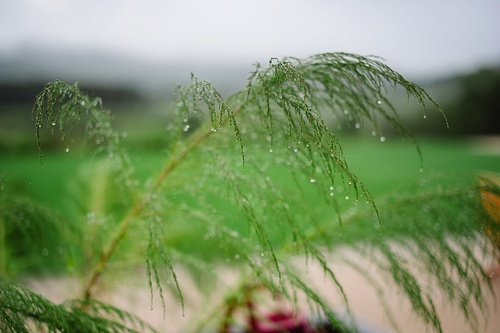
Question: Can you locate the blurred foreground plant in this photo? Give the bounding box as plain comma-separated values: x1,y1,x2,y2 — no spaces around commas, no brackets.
1,53,499,333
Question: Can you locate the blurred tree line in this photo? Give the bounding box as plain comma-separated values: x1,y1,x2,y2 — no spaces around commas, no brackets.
1,65,499,138
0,82,143,107
408,65,500,136
449,66,500,135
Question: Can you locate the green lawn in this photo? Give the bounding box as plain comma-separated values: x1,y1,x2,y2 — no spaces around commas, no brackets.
1,136,498,221
1,134,499,276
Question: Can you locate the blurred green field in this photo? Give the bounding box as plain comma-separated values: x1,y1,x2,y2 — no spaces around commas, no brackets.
2,136,498,210
1,130,499,277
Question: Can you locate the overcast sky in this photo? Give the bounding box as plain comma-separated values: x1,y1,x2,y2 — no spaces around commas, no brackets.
1,0,500,80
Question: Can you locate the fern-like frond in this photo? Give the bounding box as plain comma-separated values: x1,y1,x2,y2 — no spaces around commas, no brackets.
236,53,445,229
0,184,77,276
176,74,244,163
32,80,137,197
0,280,157,333
286,175,499,333
30,53,482,333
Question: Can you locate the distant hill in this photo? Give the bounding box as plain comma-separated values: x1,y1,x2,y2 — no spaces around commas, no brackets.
0,44,253,98
2,45,498,135
0,82,144,107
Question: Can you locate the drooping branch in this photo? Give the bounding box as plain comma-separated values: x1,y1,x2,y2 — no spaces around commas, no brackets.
30,53,456,333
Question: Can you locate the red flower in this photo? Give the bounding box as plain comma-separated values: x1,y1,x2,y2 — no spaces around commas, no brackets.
250,310,314,333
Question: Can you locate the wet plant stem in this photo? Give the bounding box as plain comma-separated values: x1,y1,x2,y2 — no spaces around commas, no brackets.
82,123,221,301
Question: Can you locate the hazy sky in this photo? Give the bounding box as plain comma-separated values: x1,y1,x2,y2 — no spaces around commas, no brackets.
1,0,500,79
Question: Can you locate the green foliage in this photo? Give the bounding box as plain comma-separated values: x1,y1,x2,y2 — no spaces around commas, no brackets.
311,175,499,333
1,52,497,332
0,279,157,333
446,66,500,135
0,176,77,276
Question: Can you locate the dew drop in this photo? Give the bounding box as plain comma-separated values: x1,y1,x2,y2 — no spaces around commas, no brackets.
330,192,334,197
379,136,386,142
345,195,349,200
355,123,361,129
269,148,273,153
423,115,427,119
329,186,334,190
65,147,70,153
183,124,190,132
51,122,56,126
377,100,382,105
310,178,317,183
211,128,217,132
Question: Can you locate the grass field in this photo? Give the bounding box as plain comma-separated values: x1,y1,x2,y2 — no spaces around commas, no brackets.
1,130,499,276
2,135,498,209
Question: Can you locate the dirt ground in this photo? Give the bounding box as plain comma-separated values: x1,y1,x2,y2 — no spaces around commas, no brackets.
26,249,500,333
